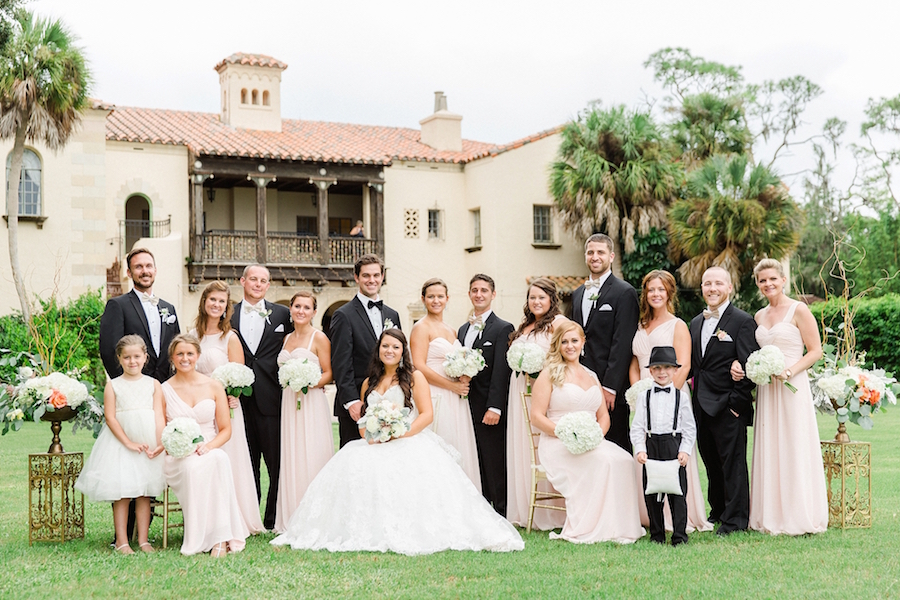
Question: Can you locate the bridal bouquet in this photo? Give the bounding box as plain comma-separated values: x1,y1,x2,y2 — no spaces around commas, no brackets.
745,345,797,393
363,401,412,443
210,362,255,417
443,348,486,400
507,342,546,378
161,417,204,458
278,358,323,410
554,411,603,455
814,364,898,430
625,377,655,409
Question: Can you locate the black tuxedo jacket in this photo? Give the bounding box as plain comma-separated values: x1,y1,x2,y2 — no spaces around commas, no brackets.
230,300,293,416
99,289,180,382
330,296,401,415
458,312,514,415
689,303,759,422
572,273,639,395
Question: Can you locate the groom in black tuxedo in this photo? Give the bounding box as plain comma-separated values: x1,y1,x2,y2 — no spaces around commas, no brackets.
571,233,639,453
331,254,402,447
230,264,292,530
458,274,514,516
689,266,759,535
99,247,180,542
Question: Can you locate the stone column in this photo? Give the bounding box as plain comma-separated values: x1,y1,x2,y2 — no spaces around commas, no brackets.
309,174,336,265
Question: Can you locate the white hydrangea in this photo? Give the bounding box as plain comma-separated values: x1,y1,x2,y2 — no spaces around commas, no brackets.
210,362,255,395
817,374,849,402
363,400,412,443
161,417,204,458
554,411,603,455
625,377,656,409
22,372,90,409
278,358,323,399
507,342,546,376
745,345,786,386
443,347,486,379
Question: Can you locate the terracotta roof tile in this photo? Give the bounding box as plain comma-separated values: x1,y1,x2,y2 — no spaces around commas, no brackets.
469,126,563,160
105,107,498,165
215,52,288,71
527,275,584,295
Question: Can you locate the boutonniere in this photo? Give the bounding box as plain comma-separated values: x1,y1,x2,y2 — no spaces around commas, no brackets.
159,307,177,325
383,318,395,330
473,321,485,332
715,328,728,341
260,308,272,325
588,292,600,302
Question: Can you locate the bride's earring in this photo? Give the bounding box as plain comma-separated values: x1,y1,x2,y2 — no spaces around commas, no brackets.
399,357,404,368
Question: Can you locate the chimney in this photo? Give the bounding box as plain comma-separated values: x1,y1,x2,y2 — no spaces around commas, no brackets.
419,91,462,152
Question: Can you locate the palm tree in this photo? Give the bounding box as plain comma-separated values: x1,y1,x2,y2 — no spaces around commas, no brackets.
672,92,751,167
668,154,802,290
0,11,90,323
549,106,681,259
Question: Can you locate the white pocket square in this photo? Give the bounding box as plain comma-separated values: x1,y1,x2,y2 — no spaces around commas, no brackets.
482,341,493,346
715,331,733,342
597,303,613,312
274,324,285,332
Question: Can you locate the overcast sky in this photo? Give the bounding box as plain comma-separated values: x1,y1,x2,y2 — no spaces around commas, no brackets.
29,0,900,191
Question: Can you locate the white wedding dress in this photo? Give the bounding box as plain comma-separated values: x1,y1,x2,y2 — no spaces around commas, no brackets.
271,386,524,555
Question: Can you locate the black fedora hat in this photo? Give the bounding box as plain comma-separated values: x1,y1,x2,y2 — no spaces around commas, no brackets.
646,346,681,368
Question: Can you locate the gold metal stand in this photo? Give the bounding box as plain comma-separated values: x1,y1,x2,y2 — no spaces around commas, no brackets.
821,441,872,529
28,453,85,544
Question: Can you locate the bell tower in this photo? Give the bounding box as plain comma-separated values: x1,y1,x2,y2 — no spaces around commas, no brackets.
216,52,287,132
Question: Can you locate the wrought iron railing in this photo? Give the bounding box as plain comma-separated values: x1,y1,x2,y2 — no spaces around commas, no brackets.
120,218,171,241
200,230,258,262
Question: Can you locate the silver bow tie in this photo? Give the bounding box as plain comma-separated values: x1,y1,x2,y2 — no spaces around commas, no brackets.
243,303,265,315
140,292,159,306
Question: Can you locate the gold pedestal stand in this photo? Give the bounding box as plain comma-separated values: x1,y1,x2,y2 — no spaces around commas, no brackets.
821,441,871,529
28,453,85,544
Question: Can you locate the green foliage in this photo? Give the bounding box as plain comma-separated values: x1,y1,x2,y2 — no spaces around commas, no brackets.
855,94,900,213
809,294,900,376
644,47,743,100
621,228,674,288
0,0,20,55
672,92,751,163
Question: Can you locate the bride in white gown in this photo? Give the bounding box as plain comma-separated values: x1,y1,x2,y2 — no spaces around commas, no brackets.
271,329,523,556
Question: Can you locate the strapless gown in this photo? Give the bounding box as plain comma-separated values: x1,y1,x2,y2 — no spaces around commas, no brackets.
163,383,249,555
193,330,265,535
271,386,524,555
538,379,644,543
75,376,165,502
424,337,481,491
506,315,566,530
750,302,828,535
632,319,713,533
274,336,335,533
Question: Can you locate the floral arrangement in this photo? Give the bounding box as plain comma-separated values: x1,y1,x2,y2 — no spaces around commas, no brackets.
161,417,204,458
443,347,486,380
625,377,655,409
811,355,898,430
507,342,546,378
210,362,255,417
745,345,797,393
278,358,323,409
362,400,411,443
0,352,104,436
554,411,603,455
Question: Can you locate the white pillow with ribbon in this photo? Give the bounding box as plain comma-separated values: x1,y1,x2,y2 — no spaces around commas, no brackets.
644,459,683,496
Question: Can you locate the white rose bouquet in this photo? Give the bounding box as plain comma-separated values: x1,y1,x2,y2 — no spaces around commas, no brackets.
161,417,204,458
507,342,546,378
363,401,412,443
745,345,797,392
443,347,486,399
21,372,90,411
554,411,603,455
815,364,898,430
625,377,655,409
278,358,323,410
210,362,255,417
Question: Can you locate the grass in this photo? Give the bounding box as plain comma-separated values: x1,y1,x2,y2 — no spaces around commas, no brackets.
1,413,899,599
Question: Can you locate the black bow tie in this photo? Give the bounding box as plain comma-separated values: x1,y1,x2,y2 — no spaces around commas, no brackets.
654,386,671,394
367,299,383,310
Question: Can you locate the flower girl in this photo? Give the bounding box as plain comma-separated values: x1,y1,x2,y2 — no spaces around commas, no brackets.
75,335,166,554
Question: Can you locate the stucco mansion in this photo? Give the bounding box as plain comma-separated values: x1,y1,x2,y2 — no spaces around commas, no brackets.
1,52,588,330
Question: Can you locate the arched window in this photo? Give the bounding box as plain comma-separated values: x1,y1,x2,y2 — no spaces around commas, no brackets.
6,149,41,216
262,90,270,106
251,89,259,105
240,88,248,104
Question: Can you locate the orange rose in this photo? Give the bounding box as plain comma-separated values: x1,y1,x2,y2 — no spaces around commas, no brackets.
48,390,67,408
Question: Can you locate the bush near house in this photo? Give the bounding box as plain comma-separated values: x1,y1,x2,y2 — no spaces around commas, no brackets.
809,294,900,376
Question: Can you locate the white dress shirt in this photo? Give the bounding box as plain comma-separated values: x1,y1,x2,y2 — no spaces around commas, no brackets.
357,292,384,336
239,299,267,355
581,270,612,327
701,300,730,356
629,381,696,456
138,291,162,356
464,309,492,349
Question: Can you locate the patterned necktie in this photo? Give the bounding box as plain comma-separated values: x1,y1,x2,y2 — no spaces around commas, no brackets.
140,292,159,307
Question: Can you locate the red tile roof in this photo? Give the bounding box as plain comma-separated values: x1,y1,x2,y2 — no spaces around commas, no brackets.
527,275,585,295
469,126,563,160
215,53,288,71
105,107,502,165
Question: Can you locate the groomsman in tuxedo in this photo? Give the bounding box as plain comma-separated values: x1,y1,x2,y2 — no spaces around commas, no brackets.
230,264,292,530
458,274,514,516
331,254,402,447
571,233,639,452
99,247,180,541
689,266,759,536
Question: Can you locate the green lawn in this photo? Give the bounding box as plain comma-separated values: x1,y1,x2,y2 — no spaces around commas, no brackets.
1,413,899,599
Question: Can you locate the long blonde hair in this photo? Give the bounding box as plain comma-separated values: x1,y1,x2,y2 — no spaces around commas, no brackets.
545,320,585,388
